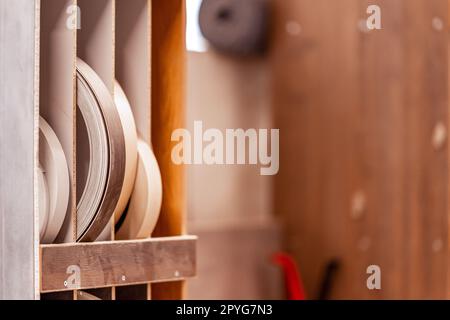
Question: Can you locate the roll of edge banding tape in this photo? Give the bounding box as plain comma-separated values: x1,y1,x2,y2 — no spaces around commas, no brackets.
116,140,163,240
39,117,70,244
38,165,49,241
113,81,138,225
76,66,110,241
76,58,126,242
95,80,139,242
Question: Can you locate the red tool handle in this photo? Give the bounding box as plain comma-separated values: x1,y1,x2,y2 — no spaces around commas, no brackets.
272,252,306,300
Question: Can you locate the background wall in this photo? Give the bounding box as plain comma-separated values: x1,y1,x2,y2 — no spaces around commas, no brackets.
185,0,450,300
270,0,449,299
186,51,283,300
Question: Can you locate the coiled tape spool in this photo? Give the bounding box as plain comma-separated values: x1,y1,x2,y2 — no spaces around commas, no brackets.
39,117,70,244
116,140,162,240
76,58,126,242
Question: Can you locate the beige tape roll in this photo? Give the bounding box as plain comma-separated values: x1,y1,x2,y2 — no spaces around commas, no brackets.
116,140,162,240
38,165,49,241
113,81,138,224
76,58,126,242
39,117,70,244
95,81,139,242
76,68,109,240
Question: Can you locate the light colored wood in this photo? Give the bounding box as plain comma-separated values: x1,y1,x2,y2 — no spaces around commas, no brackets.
151,0,187,300
271,0,448,299
40,236,196,293
116,0,151,143
115,0,152,300
77,0,115,93
0,0,39,300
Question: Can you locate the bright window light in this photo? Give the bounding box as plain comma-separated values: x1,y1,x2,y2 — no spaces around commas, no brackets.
186,0,208,52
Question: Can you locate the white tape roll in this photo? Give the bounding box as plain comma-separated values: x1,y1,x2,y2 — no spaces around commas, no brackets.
113,81,138,224
38,165,49,241
39,117,70,244
116,140,162,240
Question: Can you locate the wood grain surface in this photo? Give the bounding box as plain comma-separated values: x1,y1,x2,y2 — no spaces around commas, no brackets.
151,0,187,300
270,0,449,299
40,236,196,293
0,0,38,300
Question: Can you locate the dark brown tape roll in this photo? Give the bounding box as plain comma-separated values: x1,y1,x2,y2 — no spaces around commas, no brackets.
76,58,126,242
199,0,269,56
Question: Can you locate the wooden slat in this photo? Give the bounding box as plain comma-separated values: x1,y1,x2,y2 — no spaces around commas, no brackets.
151,0,187,300
40,236,196,293
0,0,38,300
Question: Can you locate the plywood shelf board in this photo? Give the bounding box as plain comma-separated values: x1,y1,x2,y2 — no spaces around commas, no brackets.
40,236,197,293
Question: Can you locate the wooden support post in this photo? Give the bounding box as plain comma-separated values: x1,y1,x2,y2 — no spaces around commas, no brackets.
151,0,187,300
0,0,39,300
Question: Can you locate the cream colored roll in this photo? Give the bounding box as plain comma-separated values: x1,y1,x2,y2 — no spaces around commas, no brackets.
76,58,126,242
38,165,49,241
112,81,138,224
116,140,162,240
95,80,139,242
39,117,70,244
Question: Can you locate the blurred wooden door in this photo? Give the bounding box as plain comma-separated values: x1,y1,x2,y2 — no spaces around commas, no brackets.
270,0,449,299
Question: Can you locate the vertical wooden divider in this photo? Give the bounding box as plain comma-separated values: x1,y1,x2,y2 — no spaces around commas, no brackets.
115,0,152,300
77,0,115,300
39,0,77,300
151,0,187,300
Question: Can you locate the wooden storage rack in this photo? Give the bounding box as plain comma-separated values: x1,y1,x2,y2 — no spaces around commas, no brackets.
0,0,194,300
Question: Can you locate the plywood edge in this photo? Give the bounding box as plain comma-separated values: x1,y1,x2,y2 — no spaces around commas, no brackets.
34,0,42,301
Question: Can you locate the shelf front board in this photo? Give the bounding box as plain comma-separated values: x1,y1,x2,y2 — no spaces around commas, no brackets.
40,236,196,293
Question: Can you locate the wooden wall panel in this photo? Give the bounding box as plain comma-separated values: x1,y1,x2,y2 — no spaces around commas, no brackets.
271,0,448,299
